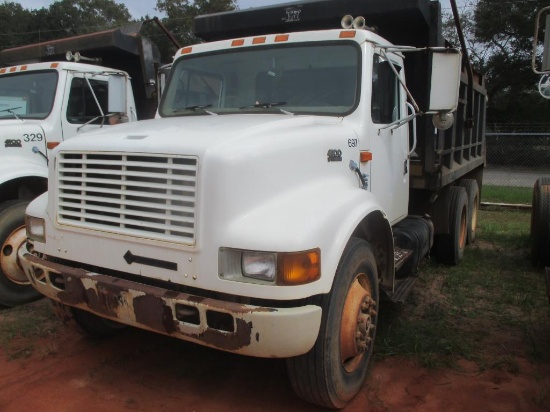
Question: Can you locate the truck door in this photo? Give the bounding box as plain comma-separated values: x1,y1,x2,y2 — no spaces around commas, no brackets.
369,53,409,224
60,73,113,140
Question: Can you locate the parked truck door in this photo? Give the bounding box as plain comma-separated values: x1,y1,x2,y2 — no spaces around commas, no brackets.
369,53,409,224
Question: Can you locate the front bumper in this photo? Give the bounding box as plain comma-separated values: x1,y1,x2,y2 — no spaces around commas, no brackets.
19,245,322,358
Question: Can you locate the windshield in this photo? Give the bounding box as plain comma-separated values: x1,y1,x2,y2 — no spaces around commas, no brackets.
0,70,58,120
159,42,360,117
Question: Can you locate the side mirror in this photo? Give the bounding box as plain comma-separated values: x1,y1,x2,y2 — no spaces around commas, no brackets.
428,49,462,113
108,74,127,113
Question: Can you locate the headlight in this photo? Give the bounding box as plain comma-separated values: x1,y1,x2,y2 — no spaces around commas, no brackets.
25,216,46,243
242,252,277,282
219,248,320,285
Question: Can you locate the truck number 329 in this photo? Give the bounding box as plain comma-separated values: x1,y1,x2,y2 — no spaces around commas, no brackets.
23,133,44,142
348,138,358,147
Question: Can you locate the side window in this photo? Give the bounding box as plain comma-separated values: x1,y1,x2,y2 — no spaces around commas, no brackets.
371,55,401,124
67,78,108,124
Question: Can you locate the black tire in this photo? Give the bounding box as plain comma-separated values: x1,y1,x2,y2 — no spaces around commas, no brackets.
459,179,479,245
286,237,379,409
71,307,125,338
434,186,468,266
530,177,550,267
0,201,41,307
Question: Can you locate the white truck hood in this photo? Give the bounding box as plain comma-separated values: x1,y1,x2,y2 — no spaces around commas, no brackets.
54,114,346,155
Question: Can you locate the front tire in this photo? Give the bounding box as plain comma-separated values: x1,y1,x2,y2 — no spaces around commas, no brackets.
71,307,126,338
286,238,379,409
0,201,41,307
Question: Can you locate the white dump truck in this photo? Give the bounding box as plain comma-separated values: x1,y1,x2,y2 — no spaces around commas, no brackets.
0,23,170,306
19,0,486,408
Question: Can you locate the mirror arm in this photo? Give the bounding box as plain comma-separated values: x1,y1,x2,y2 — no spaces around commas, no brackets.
380,49,420,113
450,0,474,129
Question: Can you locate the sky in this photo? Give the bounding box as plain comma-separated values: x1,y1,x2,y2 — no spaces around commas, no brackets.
11,0,472,20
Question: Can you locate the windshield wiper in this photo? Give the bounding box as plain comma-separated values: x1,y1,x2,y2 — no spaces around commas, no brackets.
0,107,22,120
173,104,216,115
239,101,293,115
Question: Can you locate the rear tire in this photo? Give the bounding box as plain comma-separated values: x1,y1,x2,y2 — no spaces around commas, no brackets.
0,201,41,307
459,179,479,244
530,177,550,267
434,186,468,266
286,238,378,409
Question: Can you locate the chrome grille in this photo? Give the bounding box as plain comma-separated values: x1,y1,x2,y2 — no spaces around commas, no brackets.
57,152,198,245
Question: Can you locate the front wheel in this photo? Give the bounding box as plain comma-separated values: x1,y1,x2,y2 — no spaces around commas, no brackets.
0,201,41,307
286,237,379,409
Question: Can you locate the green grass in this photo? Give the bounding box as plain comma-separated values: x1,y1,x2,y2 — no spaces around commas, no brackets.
375,209,550,370
482,185,533,204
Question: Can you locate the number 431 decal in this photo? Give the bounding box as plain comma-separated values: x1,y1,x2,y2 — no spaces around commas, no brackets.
23,133,44,142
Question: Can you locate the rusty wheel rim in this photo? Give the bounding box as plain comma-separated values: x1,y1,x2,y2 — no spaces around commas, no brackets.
340,273,376,373
1,225,29,285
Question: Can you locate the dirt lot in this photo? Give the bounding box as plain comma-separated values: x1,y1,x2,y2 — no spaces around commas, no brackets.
1,298,549,412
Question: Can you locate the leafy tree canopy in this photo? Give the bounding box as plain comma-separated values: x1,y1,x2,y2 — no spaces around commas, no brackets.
445,0,550,123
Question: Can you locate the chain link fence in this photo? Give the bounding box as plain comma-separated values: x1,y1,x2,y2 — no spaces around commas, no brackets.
485,123,550,188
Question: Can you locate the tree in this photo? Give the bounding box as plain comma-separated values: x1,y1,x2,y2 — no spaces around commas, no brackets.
156,0,237,47
445,0,550,123
0,2,35,49
33,0,132,43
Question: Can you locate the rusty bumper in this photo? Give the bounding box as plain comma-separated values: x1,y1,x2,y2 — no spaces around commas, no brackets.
19,246,322,358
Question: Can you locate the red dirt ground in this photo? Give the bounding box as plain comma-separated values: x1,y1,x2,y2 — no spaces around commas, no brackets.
1,300,549,411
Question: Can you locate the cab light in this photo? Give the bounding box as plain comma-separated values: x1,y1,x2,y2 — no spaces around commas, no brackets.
9,67,16,72
50,63,59,68
278,249,321,285
252,37,266,44
275,35,289,42
47,142,60,150
26,216,46,243
21,65,27,71
0,68,5,74
339,30,357,39
231,39,245,47
181,47,193,55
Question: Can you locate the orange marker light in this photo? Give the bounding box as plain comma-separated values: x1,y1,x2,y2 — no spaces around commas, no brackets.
339,30,357,39
47,142,60,150
252,37,266,44
181,47,193,55
275,35,289,42
0,68,5,74
21,65,27,71
50,63,59,68
231,39,245,47
360,151,373,162
9,67,16,72
278,249,321,285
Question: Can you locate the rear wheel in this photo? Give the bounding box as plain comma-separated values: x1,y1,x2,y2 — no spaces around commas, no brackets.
286,238,378,409
434,186,468,266
459,179,479,244
0,201,41,307
530,177,550,267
